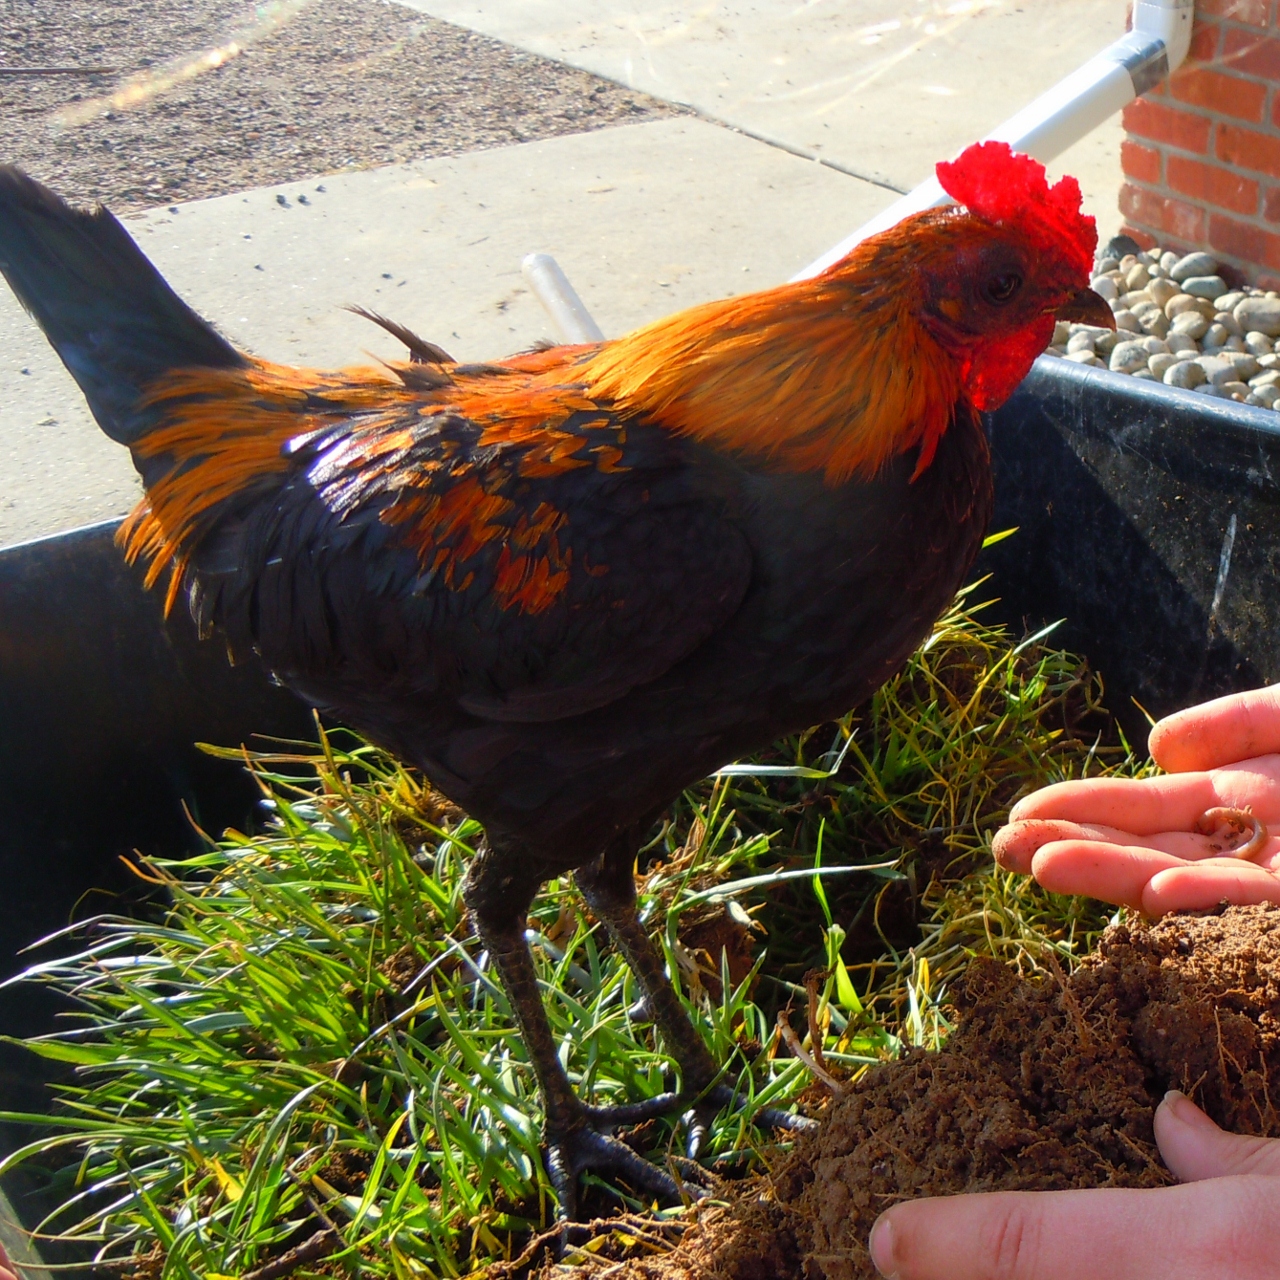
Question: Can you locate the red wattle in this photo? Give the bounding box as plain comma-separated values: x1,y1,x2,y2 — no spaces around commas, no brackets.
964,315,1057,411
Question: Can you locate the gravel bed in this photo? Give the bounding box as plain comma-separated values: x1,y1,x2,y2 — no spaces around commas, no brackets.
1044,241,1280,412
0,0,679,212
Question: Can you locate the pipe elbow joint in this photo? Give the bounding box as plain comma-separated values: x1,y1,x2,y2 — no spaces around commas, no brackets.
1131,0,1194,81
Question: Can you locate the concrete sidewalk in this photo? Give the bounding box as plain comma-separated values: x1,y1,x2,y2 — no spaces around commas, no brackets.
400,0,1128,233
0,0,1130,546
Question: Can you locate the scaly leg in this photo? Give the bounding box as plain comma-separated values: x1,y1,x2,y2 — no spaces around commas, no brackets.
463,841,694,1219
574,836,817,1155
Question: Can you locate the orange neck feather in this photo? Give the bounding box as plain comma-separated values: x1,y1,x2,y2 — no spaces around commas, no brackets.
573,239,963,484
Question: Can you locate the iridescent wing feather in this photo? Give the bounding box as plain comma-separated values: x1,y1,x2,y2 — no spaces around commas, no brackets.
190,381,754,725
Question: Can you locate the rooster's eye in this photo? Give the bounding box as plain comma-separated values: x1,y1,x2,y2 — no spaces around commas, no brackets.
982,272,1023,304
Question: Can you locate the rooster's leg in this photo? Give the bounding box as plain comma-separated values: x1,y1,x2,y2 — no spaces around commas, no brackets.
463,842,694,1219
575,837,817,1156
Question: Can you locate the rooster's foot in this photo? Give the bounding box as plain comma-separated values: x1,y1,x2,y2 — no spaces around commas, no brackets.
547,1095,708,1220
682,1083,818,1160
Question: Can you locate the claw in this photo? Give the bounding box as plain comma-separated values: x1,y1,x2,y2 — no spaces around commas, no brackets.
753,1102,820,1135
548,1122,707,1221
683,1084,818,1160
684,1107,710,1161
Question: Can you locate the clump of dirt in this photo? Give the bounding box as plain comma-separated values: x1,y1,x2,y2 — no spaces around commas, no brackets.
547,904,1280,1280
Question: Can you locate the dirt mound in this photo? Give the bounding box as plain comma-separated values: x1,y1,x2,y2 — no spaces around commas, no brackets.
547,904,1280,1280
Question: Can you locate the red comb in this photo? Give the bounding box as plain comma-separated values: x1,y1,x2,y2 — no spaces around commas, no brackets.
936,141,1096,280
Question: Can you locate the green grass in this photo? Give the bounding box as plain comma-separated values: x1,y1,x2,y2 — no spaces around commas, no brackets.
0,587,1150,1279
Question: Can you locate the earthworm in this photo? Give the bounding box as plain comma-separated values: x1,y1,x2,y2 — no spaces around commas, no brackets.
1193,806,1269,861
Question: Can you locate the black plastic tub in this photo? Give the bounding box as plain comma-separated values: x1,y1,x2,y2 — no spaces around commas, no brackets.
0,519,314,977
1,354,1279,1241
0,520,313,1244
982,355,1280,742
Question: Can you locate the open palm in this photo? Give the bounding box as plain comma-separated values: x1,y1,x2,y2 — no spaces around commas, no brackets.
993,686,1280,916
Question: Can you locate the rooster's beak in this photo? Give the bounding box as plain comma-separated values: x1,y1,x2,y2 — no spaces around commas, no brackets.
1056,287,1116,329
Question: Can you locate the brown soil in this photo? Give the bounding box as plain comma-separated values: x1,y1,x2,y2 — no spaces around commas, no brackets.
1,0,678,212
543,904,1280,1280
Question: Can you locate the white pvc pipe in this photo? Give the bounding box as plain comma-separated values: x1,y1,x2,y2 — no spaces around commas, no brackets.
792,0,1193,279
521,252,605,344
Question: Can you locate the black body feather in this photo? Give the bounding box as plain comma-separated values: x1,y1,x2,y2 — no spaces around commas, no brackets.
0,166,242,443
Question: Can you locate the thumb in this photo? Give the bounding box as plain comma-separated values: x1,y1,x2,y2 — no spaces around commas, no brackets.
1155,1090,1280,1181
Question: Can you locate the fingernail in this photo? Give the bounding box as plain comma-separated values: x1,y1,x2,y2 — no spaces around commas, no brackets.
869,1214,898,1279
1162,1089,1213,1128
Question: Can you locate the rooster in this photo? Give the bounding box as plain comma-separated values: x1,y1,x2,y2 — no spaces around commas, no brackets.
0,142,1110,1216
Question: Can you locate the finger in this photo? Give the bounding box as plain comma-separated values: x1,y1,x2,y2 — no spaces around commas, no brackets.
1008,765,1280,834
1029,841,1280,915
992,820,1258,874
994,821,1138,872
994,822,1106,873
869,1178,1280,1280
1155,1090,1280,1181
1142,862,1280,916
1151,685,1280,773
1009,774,1221,833
1030,840,1191,909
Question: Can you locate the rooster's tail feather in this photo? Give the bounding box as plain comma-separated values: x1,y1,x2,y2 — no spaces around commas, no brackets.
0,165,243,444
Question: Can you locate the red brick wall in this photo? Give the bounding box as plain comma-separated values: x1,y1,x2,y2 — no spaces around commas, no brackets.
1120,0,1280,287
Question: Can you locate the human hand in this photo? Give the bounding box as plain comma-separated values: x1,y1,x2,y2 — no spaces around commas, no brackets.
0,1240,18,1280
869,1090,1280,1280
992,686,1280,915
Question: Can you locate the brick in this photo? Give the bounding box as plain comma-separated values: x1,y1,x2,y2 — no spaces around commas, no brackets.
1187,19,1223,63
1123,99,1212,153
1167,154,1260,214
1266,187,1280,222
1119,224,1160,252
1195,0,1270,25
1120,139,1162,185
1208,212,1280,271
1221,27,1280,78
1120,183,1208,242
1218,123,1280,176
1168,67,1267,121
1123,227,1200,262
